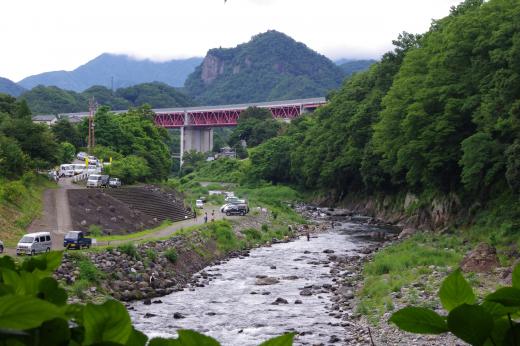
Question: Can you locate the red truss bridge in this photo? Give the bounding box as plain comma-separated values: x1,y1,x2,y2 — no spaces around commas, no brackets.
152,97,326,128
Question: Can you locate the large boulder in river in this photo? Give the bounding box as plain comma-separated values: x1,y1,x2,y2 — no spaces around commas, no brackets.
255,277,279,285
460,242,500,273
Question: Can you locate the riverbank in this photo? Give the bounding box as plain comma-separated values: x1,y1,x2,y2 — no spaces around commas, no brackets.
55,211,327,302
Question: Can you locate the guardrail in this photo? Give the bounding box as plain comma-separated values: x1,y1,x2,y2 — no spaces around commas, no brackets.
72,172,89,183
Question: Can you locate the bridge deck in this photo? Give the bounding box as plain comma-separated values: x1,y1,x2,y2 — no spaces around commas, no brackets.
55,97,327,128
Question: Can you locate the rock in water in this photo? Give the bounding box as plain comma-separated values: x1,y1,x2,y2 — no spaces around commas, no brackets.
255,277,279,285
173,312,185,319
300,288,313,296
272,297,289,305
460,242,500,273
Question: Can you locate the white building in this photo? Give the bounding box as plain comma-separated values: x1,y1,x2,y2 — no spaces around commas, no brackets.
32,115,58,126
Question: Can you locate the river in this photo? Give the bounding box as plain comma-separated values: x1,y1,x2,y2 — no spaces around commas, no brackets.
129,220,378,345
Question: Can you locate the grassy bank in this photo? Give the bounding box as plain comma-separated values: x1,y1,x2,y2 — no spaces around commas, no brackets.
357,233,467,324
357,190,520,325
94,220,173,243
0,174,56,247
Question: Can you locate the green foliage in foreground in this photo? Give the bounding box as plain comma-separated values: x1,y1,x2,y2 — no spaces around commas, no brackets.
390,265,520,346
0,252,295,345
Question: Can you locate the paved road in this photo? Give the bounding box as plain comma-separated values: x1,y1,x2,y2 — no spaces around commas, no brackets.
98,206,228,246
4,177,79,255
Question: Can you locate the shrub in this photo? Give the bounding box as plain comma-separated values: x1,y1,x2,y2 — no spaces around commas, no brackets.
146,248,157,262
2,180,28,205
243,228,262,242
117,243,139,259
88,224,103,237
164,248,178,263
78,258,104,283
72,279,90,299
21,172,37,186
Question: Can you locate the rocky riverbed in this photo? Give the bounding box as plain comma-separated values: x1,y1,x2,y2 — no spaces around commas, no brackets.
126,213,409,345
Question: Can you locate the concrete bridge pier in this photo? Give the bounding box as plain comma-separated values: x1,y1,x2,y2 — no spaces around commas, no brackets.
180,126,214,165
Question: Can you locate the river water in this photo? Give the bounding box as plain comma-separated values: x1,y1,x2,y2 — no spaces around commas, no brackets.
130,221,375,345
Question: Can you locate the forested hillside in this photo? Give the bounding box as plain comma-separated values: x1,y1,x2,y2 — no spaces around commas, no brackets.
184,31,346,104
247,0,519,221
18,53,203,91
22,82,194,114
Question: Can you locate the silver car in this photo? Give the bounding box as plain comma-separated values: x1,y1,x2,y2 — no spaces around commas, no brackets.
16,232,52,256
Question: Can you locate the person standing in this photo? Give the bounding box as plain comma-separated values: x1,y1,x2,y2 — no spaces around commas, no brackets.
204,212,208,223
211,210,215,222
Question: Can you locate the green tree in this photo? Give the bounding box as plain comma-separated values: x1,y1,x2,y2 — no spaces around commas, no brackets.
459,133,504,192
505,141,520,194
110,155,151,184
181,150,207,176
59,142,76,163
51,118,83,149
81,106,172,181
249,136,294,183
0,135,28,178
229,107,280,148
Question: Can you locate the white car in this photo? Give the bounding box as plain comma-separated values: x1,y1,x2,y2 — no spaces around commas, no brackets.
195,199,204,209
87,156,99,165
76,152,88,161
225,196,246,204
86,174,102,188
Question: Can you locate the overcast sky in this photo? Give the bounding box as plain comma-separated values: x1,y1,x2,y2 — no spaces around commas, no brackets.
2,0,462,81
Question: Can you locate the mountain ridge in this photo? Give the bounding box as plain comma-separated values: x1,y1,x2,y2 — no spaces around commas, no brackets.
0,76,26,97
18,54,203,92
184,30,347,105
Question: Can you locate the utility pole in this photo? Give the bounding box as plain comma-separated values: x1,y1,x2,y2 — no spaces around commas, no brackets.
87,97,97,154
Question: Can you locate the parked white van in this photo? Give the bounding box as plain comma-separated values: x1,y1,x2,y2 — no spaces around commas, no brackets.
16,232,52,256
59,164,75,177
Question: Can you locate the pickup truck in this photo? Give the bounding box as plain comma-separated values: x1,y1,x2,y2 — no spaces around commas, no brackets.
63,231,92,249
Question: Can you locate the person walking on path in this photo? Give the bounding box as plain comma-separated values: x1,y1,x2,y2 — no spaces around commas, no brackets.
211,210,215,222
204,212,208,223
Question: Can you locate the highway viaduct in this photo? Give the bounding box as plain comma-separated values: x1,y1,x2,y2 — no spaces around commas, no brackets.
57,97,327,163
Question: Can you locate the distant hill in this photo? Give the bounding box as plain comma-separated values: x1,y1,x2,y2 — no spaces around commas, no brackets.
22,82,195,114
335,59,377,76
0,77,26,97
18,54,203,92
184,31,346,105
